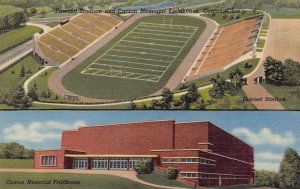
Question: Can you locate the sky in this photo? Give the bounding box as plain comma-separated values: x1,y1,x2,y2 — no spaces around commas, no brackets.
0,111,299,172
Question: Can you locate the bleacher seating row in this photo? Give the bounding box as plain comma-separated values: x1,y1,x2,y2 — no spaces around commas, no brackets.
36,13,121,64
190,17,262,76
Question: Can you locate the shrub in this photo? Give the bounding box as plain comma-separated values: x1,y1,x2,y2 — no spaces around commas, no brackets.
166,167,179,179
134,160,154,174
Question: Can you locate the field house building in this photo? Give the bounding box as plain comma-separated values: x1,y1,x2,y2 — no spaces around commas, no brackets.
34,120,254,187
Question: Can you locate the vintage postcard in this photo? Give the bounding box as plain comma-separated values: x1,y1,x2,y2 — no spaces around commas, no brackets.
0,111,299,188
0,0,299,110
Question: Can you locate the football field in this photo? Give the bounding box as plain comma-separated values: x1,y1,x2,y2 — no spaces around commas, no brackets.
62,15,206,99
81,21,198,82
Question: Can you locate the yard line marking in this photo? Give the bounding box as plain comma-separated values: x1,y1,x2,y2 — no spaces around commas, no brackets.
97,58,168,68
101,54,170,63
91,63,164,73
134,27,194,35
121,40,183,48
109,49,176,58
130,31,191,39
125,36,186,43
115,44,178,53
140,22,198,29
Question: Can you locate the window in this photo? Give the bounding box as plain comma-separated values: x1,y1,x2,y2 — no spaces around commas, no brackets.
181,173,218,179
92,158,108,169
41,156,56,166
129,158,151,169
110,158,128,169
73,158,88,169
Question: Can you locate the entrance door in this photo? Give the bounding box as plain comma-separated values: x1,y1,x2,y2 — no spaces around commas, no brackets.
91,158,108,169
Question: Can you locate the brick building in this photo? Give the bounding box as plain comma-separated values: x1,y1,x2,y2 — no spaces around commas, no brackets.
34,120,254,187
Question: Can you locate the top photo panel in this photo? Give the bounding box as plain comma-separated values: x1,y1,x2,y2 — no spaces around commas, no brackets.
0,0,299,110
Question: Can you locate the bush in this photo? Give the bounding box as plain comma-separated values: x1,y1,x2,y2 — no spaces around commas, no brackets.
166,167,179,179
134,160,154,174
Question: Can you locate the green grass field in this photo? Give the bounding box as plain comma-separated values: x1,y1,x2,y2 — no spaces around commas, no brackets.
137,171,192,188
0,159,33,169
257,39,266,48
203,10,262,26
46,22,60,28
0,5,22,18
0,55,42,94
0,26,42,54
63,15,206,100
28,68,64,102
176,58,260,92
262,84,300,110
0,172,160,189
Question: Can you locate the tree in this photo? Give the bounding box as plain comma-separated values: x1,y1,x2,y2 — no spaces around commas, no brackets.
229,67,244,88
20,65,26,77
283,59,300,86
161,88,173,109
279,148,300,189
255,170,279,187
134,160,154,174
30,7,37,15
40,10,47,18
264,56,286,86
0,142,34,159
180,83,200,108
6,85,32,109
209,74,228,98
166,167,179,179
129,100,136,110
28,87,38,101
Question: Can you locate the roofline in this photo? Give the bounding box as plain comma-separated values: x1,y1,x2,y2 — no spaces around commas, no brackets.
62,119,175,132
175,120,211,124
208,121,254,149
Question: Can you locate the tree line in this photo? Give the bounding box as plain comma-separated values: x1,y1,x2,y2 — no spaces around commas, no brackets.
264,56,300,86
0,11,27,31
0,142,34,159
255,148,300,189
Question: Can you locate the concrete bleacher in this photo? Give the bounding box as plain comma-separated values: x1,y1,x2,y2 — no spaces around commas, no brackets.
34,13,121,65
191,17,262,77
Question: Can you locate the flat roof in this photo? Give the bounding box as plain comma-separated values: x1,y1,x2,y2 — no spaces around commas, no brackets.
65,154,158,158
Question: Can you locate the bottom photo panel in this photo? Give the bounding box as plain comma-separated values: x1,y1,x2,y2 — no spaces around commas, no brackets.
0,111,299,189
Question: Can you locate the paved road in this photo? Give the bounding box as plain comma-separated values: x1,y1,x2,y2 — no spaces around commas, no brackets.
0,40,33,65
242,15,284,110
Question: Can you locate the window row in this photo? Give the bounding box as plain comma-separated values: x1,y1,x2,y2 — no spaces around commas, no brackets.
73,157,151,169
162,157,216,165
181,173,218,179
41,156,57,166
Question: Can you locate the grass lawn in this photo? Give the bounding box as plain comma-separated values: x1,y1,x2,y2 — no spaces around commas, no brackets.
0,159,33,169
0,172,160,189
0,5,22,18
213,184,261,189
0,55,42,94
28,103,129,110
137,171,192,188
257,39,266,48
261,4,300,19
46,22,60,28
62,15,206,100
262,83,300,110
176,58,260,92
262,14,270,30
203,10,262,26
28,67,64,102
0,26,42,54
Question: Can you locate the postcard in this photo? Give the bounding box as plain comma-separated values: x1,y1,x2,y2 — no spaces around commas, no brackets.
0,0,299,110
0,111,299,188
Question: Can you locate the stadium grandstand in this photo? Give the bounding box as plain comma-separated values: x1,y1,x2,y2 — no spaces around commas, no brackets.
33,13,121,66
189,16,263,77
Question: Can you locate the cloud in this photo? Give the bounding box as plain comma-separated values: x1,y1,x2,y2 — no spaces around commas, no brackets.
256,152,283,161
3,120,87,143
232,127,296,146
255,161,280,172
